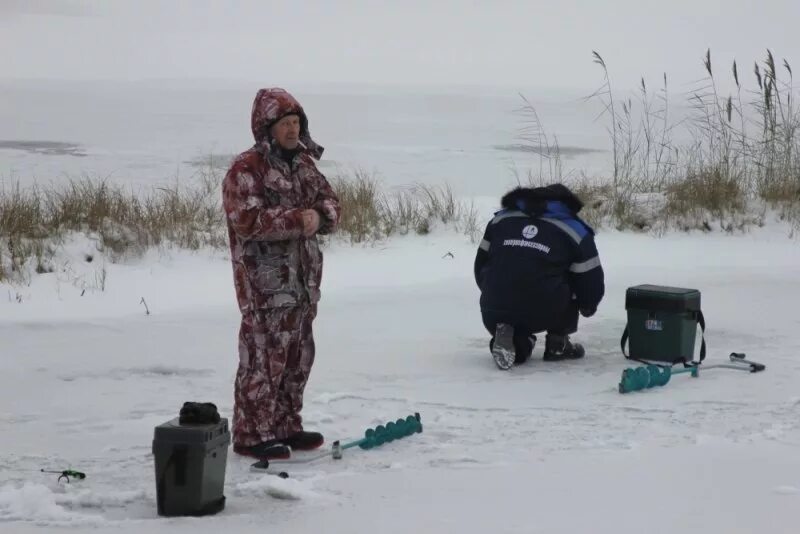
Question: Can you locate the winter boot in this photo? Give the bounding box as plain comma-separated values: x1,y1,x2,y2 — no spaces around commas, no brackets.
514,335,536,364
543,333,585,361
284,431,324,451
491,323,516,370
233,439,291,460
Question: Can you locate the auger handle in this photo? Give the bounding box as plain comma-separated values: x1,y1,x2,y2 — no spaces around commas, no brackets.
730,352,766,372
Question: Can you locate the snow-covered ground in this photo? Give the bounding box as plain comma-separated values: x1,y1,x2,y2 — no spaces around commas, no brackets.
2,79,799,533
2,218,800,533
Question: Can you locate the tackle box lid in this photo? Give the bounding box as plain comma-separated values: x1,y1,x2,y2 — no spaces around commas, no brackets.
153,417,231,446
625,284,701,312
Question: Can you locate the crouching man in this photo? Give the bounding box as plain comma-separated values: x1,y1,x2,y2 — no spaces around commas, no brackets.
474,184,604,370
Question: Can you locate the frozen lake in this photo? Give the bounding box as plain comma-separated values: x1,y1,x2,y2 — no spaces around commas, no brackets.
0,80,617,197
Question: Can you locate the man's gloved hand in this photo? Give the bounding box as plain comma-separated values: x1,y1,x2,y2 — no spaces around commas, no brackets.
579,307,596,318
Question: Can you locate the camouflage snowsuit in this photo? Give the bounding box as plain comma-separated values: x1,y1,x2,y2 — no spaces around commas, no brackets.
222,88,340,447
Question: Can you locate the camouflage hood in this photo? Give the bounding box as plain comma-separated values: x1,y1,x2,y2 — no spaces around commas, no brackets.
250,88,324,160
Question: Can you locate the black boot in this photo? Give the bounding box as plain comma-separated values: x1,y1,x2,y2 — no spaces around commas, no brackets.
233,439,291,460
284,431,324,451
513,334,536,364
543,333,585,361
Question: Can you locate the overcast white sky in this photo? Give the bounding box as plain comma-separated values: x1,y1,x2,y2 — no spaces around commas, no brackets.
1,0,798,91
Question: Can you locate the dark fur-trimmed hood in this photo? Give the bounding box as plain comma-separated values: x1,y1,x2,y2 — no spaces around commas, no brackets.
500,184,583,214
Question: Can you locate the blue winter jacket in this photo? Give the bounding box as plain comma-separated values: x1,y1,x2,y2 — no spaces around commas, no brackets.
474,185,605,326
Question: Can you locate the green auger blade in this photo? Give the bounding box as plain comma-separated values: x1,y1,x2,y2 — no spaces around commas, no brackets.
619,365,673,393
647,365,671,387
358,413,422,450
619,364,702,393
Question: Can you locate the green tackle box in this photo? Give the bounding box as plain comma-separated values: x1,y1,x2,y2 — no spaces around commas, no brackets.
622,284,705,365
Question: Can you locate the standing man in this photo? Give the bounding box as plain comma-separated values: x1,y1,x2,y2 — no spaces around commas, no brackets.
474,184,604,370
223,88,341,460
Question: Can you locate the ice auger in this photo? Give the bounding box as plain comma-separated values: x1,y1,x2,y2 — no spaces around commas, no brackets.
618,353,765,394
251,413,423,470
